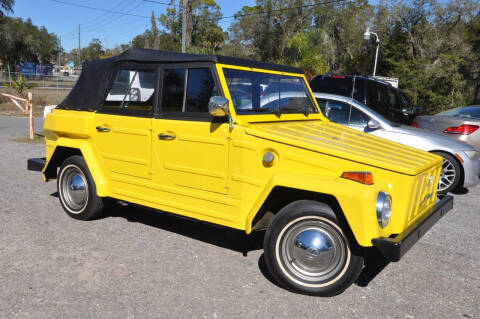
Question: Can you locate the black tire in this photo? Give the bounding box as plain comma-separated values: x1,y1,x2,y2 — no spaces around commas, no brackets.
263,200,363,296
57,155,104,220
432,151,462,195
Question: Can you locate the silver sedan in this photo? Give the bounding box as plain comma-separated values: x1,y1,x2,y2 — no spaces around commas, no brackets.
413,105,480,150
314,93,480,194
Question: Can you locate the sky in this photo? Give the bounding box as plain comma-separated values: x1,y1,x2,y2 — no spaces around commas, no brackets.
10,0,257,51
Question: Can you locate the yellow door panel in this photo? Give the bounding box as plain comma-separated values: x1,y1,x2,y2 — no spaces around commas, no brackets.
94,113,152,180
152,119,230,194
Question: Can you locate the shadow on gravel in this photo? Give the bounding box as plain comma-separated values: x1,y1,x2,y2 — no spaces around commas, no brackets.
103,202,265,256
257,254,285,289
451,187,468,195
355,249,390,287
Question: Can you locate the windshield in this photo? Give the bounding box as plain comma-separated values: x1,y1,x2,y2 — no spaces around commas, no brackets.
438,106,480,119
223,68,318,115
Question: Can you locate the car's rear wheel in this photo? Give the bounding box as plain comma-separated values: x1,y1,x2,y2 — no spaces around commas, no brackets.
57,155,104,220
432,151,462,194
263,200,363,296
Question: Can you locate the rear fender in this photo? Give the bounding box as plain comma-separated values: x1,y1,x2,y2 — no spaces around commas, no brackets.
42,138,110,196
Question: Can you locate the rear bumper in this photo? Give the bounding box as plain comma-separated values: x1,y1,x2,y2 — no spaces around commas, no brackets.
27,157,46,172
372,195,453,262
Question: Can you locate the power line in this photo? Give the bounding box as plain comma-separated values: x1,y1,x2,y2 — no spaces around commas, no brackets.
46,0,151,19
79,0,133,29
220,0,350,20
81,1,144,33
143,0,181,7
60,0,137,37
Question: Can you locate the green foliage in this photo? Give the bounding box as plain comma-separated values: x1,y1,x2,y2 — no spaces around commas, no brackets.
81,38,105,61
153,0,224,52
0,0,14,17
9,75,34,97
0,17,59,66
226,0,480,114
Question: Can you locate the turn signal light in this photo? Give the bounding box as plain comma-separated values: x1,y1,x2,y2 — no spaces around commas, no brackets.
443,124,479,135
341,172,374,185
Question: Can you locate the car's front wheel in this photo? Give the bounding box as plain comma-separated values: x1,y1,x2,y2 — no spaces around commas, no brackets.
57,155,104,220
263,200,363,296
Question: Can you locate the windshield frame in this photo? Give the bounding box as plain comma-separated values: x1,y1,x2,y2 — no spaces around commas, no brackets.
216,64,323,123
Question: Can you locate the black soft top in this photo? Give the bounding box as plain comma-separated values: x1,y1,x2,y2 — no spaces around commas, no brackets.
58,48,304,111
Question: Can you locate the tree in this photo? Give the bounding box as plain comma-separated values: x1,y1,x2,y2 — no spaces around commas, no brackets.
155,0,223,52
0,17,60,67
81,38,105,61
465,13,480,102
0,0,13,17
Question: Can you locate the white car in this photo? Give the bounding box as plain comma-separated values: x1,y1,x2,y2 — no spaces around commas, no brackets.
314,93,480,194
106,69,155,105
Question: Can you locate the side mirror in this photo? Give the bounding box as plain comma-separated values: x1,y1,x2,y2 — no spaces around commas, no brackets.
367,119,381,130
415,106,423,115
209,96,229,117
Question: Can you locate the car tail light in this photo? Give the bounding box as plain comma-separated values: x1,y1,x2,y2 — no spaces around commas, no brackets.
411,122,418,127
332,75,346,79
443,124,479,135
341,172,374,185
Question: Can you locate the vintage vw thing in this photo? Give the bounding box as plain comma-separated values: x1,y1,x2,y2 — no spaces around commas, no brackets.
28,49,453,296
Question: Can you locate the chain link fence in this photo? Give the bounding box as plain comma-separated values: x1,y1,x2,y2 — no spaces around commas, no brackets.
0,71,78,115
1,71,78,90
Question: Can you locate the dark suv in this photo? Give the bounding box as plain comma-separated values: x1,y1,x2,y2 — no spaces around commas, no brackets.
309,74,416,125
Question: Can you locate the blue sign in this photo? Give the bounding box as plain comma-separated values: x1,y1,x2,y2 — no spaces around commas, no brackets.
20,62,36,76
69,61,75,68
36,63,54,76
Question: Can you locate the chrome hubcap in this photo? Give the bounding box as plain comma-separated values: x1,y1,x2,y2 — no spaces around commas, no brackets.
280,219,347,283
438,158,456,192
61,166,88,212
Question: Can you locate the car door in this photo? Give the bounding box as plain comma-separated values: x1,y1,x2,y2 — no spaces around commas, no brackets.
94,66,158,180
348,104,393,140
152,64,230,195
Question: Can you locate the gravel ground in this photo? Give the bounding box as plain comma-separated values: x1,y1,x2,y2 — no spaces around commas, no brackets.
0,117,479,319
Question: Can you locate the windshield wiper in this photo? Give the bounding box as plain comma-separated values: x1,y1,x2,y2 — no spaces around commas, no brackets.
303,104,311,116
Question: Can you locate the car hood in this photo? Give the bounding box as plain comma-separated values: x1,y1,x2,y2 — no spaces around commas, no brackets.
244,121,442,176
392,125,475,151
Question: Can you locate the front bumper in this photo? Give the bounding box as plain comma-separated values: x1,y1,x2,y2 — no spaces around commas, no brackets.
461,155,480,188
27,157,46,172
372,195,453,262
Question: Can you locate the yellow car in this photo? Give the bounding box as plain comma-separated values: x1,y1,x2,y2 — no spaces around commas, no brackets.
28,49,453,296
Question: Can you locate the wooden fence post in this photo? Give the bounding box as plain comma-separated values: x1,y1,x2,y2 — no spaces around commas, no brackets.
28,92,34,140
0,92,34,139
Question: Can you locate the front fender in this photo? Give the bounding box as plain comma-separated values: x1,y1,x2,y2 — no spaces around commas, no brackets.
245,172,390,247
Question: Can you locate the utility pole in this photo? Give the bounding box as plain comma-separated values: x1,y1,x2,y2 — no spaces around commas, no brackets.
181,0,186,53
78,24,81,68
58,36,61,67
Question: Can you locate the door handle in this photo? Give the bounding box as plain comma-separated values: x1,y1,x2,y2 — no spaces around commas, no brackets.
96,126,110,132
158,133,176,140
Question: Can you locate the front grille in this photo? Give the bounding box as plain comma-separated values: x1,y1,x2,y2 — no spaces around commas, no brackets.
406,166,440,224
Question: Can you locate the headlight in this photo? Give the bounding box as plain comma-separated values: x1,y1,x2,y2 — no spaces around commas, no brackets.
464,150,480,160
376,192,392,228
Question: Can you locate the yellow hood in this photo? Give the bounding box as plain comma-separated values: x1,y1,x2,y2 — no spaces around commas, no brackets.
244,120,442,176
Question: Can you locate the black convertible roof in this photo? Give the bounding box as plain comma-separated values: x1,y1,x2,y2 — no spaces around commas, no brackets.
114,49,303,73
58,49,304,111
